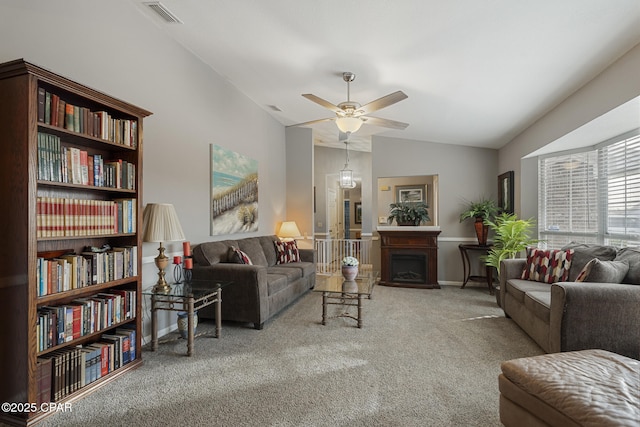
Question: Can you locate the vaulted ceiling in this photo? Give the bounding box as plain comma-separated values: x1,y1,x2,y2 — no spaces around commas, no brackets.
136,0,640,151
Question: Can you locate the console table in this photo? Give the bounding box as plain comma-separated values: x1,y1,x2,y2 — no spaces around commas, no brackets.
459,244,494,294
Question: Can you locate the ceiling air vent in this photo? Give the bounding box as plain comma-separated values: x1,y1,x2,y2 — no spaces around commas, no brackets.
144,2,183,24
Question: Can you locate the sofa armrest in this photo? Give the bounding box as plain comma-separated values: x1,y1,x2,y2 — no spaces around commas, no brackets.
549,282,640,359
299,248,316,263
499,258,526,309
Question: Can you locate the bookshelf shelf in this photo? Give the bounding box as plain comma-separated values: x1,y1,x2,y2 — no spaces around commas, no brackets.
0,58,151,427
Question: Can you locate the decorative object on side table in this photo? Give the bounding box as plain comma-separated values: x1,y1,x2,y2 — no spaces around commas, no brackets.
173,256,183,284
142,203,186,294
342,256,359,280
459,198,498,245
387,200,430,226
177,310,198,339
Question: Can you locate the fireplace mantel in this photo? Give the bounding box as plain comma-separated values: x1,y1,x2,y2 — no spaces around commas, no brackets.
378,228,441,289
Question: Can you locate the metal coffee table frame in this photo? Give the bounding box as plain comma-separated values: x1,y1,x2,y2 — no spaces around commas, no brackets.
314,271,378,328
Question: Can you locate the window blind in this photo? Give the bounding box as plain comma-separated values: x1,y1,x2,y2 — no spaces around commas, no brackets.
538,131,640,248
600,133,640,246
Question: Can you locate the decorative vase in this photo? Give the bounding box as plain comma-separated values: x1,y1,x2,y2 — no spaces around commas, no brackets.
342,280,358,293
177,311,198,339
474,218,489,246
397,220,415,226
342,265,358,281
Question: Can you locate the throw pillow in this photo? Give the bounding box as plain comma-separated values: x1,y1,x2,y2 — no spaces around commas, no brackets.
274,240,300,264
574,258,629,283
227,246,253,265
521,248,574,284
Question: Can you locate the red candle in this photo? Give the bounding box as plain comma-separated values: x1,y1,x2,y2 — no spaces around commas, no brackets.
173,256,182,265
184,258,193,269
183,241,191,257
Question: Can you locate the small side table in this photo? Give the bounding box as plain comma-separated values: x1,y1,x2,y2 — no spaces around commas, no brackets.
144,280,232,356
459,244,494,295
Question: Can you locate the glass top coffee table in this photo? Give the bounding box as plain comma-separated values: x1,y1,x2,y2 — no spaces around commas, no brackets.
313,270,379,328
143,280,233,356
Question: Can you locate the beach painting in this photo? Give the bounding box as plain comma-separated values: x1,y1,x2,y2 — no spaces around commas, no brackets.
210,144,259,235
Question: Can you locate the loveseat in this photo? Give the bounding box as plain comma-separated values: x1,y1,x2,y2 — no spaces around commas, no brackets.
499,243,640,359
191,235,316,329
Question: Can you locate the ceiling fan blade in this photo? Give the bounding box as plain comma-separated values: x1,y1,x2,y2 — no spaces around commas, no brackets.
302,94,343,114
357,91,408,115
363,116,409,130
286,117,334,128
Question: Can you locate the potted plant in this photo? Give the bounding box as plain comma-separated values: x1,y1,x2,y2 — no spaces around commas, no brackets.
483,212,539,278
387,201,430,226
459,198,498,245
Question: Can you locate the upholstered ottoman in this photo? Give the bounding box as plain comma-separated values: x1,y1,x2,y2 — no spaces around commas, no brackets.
499,349,640,427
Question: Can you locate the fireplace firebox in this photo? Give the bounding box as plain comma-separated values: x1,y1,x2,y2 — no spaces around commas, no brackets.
379,228,440,288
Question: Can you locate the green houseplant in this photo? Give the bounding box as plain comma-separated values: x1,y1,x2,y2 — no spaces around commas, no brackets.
459,198,498,245
483,212,539,278
388,201,430,226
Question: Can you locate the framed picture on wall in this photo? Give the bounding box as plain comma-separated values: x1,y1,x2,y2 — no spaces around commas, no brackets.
395,185,426,203
354,202,362,224
498,171,514,214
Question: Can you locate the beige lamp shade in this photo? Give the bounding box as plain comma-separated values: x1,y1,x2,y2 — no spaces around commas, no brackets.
142,203,186,243
278,221,301,239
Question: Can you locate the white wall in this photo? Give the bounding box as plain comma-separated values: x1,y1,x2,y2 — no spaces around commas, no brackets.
499,42,640,218
0,1,287,336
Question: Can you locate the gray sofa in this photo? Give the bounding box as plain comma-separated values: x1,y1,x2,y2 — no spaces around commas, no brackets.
191,235,316,329
499,243,640,359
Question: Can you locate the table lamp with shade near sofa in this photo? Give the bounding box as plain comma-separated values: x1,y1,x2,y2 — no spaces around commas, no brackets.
278,221,301,242
142,203,185,294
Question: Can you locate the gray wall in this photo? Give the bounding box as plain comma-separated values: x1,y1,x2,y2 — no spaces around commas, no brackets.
0,2,288,338
372,136,499,282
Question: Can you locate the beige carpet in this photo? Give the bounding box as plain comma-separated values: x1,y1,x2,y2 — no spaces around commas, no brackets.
39,284,543,427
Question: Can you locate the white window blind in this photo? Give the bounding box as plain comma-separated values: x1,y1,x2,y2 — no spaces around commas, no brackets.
600,134,640,246
539,151,598,248
538,131,640,248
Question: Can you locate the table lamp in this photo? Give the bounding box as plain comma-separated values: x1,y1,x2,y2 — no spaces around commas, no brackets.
142,203,185,293
278,221,301,242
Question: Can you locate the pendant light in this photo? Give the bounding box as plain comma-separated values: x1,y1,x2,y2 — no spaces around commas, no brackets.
340,140,356,189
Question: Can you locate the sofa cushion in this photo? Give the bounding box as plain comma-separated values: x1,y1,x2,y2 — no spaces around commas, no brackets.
192,239,238,266
275,261,316,277
238,238,268,267
575,258,629,283
267,266,302,282
562,242,618,282
274,240,301,264
227,246,253,265
521,248,574,284
266,273,289,295
614,247,640,284
524,291,551,322
258,235,280,266
506,279,552,304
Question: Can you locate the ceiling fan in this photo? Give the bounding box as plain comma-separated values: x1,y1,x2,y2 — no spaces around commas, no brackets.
291,72,409,134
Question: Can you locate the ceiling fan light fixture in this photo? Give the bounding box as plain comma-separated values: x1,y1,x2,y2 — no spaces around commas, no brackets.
335,116,363,133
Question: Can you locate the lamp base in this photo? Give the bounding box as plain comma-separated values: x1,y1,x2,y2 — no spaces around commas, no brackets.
152,282,172,294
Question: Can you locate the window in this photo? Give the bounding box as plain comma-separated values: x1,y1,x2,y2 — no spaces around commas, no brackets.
538,131,640,248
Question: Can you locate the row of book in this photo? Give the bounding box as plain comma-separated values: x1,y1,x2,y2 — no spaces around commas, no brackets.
36,197,136,238
36,289,137,352
36,326,136,403
38,88,139,147
37,132,136,189
36,246,138,296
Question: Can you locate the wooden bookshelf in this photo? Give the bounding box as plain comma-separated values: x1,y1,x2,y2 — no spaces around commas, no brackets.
0,59,151,426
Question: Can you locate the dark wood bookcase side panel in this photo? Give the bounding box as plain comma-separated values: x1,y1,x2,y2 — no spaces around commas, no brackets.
0,59,149,426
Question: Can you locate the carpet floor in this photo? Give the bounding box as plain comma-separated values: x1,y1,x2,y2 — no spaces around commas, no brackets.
39,284,543,427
